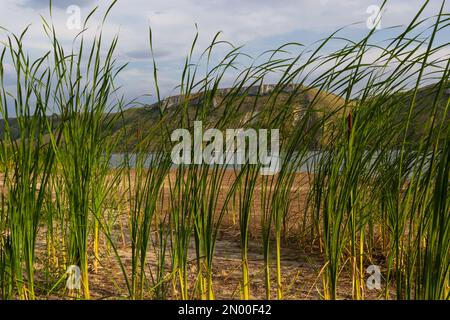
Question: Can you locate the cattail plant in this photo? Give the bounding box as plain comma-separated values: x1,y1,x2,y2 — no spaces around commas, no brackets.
0,0,448,301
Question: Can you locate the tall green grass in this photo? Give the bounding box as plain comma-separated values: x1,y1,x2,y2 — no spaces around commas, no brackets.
0,0,448,300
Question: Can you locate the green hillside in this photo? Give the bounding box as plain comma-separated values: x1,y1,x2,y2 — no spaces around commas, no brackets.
1,83,448,152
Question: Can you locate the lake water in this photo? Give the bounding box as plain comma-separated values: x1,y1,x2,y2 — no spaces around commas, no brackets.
109,150,430,175
110,152,336,174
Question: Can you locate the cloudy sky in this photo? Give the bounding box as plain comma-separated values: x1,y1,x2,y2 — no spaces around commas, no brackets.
0,0,448,105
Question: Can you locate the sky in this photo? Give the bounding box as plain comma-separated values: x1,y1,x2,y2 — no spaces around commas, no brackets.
0,0,448,107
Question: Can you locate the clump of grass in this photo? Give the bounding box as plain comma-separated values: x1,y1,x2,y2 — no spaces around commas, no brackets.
40,3,124,299
0,28,56,299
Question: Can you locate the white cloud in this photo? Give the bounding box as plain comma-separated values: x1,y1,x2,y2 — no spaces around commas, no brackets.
0,0,448,103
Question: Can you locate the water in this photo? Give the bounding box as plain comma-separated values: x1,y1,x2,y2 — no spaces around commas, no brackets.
109,150,434,175
109,152,325,173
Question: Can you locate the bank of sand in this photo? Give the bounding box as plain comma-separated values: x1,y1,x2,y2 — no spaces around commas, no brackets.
29,169,385,299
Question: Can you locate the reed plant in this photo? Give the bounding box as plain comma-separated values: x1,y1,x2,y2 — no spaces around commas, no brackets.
0,0,448,301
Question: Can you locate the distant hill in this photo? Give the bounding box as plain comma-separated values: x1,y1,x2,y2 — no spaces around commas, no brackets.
108,83,450,150
108,84,348,150
1,84,449,151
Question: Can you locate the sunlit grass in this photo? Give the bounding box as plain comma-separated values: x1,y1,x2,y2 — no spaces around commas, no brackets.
0,0,448,300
